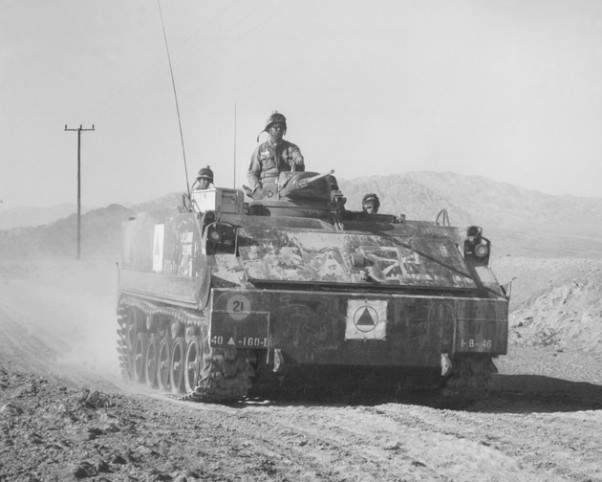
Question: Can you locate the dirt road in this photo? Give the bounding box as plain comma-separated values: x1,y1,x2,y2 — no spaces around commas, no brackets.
1,260,602,481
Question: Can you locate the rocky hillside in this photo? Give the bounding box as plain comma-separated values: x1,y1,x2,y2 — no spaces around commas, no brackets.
338,172,602,258
511,276,602,352
490,257,602,354
339,171,602,235
0,204,132,260
337,175,474,227
0,193,185,260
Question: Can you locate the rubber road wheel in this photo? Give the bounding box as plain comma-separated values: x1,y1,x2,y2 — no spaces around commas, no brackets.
184,336,202,393
170,337,186,394
144,334,159,388
134,333,149,384
157,336,172,391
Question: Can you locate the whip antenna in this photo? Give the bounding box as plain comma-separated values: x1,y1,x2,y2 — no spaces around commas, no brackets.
233,102,237,188
157,0,191,198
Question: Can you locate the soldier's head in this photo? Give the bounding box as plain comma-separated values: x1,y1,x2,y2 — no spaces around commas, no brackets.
362,193,380,215
264,111,287,142
196,166,214,190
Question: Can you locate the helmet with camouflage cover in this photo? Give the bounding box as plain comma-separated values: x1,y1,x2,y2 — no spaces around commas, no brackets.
197,166,214,182
362,193,380,213
264,111,287,132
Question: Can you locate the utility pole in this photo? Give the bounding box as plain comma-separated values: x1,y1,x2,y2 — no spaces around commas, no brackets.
65,124,95,260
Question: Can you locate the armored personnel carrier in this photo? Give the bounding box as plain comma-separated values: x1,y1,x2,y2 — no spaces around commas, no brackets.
116,170,509,401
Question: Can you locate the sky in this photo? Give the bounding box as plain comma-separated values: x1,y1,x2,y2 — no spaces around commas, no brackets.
1,0,602,210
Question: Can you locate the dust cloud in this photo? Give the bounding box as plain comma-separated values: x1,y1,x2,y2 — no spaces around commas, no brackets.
0,258,122,384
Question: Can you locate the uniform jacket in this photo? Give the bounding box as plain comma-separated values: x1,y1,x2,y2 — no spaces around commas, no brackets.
247,139,304,190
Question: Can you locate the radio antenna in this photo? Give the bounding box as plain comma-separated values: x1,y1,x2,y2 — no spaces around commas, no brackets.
233,102,237,188
157,0,191,198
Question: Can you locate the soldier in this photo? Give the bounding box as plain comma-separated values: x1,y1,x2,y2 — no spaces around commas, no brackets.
194,166,214,190
247,111,305,192
362,193,380,215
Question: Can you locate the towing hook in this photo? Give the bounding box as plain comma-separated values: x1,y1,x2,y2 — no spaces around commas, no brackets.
273,348,284,373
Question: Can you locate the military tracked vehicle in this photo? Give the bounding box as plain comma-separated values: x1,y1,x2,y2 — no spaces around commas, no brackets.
116,170,509,401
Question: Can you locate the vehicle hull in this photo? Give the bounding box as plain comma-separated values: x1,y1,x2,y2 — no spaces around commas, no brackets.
209,287,508,368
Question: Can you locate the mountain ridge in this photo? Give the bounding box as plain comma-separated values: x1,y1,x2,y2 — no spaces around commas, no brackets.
0,204,90,230
1,171,600,259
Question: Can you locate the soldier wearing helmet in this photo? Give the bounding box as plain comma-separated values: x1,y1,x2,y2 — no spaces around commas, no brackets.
194,166,214,190
247,111,305,192
362,193,380,215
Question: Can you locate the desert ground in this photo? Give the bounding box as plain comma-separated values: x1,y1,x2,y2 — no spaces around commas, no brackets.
1,257,602,481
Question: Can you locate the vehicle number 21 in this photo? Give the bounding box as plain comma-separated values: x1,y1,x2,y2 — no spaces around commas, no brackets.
227,294,251,320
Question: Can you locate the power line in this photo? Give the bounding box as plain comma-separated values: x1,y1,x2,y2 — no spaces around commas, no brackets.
64,124,95,260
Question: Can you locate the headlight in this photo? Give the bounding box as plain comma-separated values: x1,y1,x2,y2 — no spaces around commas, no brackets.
475,243,489,258
205,222,237,254
463,228,491,265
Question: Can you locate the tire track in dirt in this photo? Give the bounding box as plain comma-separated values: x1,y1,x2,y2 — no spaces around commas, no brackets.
151,398,428,481
370,403,602,481
0,304,59,373
135,398,369,481
161,399,546,482
168,401,391,481
260,404,546,482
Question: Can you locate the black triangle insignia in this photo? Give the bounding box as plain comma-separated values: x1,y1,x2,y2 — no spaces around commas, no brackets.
356,307,375,325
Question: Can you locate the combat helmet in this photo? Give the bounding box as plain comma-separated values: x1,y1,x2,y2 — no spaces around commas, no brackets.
264,111,287,132
362,193,380,212
197,166,214,182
